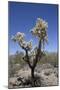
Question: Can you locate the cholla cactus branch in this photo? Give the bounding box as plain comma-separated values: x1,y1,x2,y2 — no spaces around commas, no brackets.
30,18,48,69
12,32,32,51
11,32,25,43
12,32,33,69
31,18,48,38
31,18,48,51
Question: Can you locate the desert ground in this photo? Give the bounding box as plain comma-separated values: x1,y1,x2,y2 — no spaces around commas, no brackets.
8,52,58,88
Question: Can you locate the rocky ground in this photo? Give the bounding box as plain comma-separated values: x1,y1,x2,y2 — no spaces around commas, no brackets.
8,63,59,88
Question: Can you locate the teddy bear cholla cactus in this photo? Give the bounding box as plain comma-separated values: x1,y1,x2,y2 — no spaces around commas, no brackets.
11,18,48,86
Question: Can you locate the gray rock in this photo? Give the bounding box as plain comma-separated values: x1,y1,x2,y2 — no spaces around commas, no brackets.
9,77,17,85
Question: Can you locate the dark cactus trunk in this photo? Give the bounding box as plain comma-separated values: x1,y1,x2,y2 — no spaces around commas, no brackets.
31,67,35,86
31,67,34,79
24,40,42,86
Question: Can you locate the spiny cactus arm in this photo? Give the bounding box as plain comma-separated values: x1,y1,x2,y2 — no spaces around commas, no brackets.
33,39,42,68
11,32,32,68
30,18,48,68
30,18,48,51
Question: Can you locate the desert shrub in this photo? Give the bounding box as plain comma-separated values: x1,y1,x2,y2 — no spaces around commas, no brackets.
14,51,26,65
9,51,26,77
38,52,58,67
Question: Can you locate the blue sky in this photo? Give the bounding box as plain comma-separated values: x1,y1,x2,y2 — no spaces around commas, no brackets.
8,2,58,54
